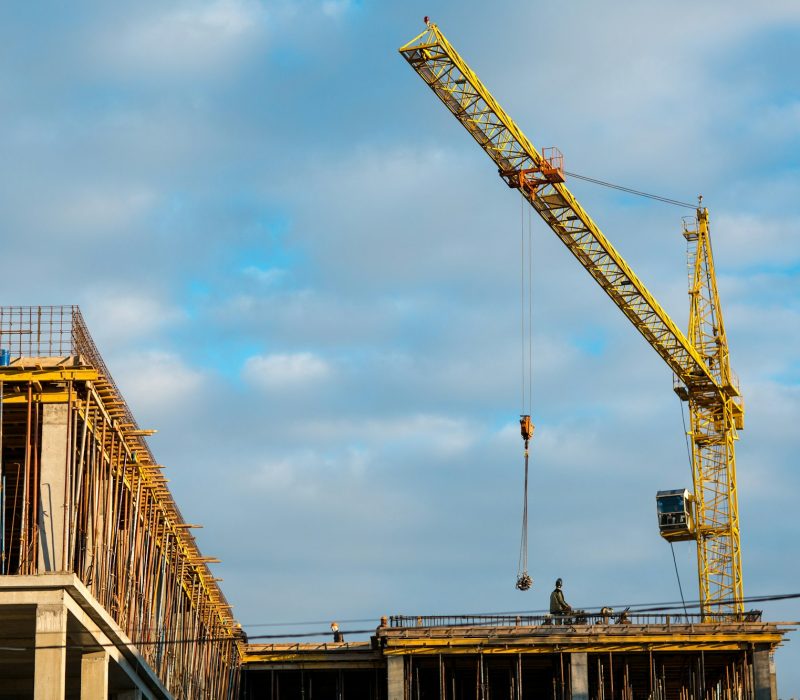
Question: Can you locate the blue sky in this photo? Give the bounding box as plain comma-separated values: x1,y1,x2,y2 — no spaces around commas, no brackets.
1,0,799,693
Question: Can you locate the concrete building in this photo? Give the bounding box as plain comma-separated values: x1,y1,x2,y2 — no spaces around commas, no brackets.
0,306,242,699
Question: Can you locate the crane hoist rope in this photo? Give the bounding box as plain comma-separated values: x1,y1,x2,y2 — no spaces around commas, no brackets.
516,198,534,591
400,18,745,618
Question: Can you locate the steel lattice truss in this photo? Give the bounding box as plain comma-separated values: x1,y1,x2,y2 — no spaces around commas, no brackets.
400,22,744,617
684,215,744,616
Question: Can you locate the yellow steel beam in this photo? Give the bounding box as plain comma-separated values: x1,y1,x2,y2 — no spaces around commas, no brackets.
0,368,98,382
381,631,783,648
1,392,69,404
382,640,773,655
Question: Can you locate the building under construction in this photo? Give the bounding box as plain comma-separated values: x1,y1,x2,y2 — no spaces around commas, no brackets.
0,305,792,700
0,306,242,699
241,613,788,700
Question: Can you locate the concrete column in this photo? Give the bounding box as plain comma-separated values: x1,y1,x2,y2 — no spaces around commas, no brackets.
387,655,405,700
570,652,588,700
754,645,775,700
34,602,67,700
38,404,70,572
81,651,109,700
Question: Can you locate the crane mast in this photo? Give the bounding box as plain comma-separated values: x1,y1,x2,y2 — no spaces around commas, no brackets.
683,209,744,615
400,20,744,618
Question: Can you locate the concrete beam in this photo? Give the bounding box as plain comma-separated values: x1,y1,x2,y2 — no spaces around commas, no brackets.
387,655,404,700
570,652,588,700
34,602,67,700
81,651,108,700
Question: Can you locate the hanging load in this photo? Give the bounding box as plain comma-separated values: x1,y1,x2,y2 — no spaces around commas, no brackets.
516,415,534,591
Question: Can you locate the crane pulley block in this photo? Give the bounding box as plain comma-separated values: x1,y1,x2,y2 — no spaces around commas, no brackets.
519,415,534,450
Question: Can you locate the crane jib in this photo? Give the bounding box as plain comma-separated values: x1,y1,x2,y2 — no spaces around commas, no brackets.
399,24,727,400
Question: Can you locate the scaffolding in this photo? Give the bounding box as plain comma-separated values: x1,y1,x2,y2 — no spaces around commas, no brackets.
0,306,242,699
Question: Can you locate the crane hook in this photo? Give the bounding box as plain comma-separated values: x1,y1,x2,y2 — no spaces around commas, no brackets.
520,414,534,452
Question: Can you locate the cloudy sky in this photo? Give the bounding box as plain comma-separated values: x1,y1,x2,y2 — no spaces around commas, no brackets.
2,0,799,692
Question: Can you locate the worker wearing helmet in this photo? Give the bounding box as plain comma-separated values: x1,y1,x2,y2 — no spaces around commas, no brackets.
330,622,344,643
549,578,572,616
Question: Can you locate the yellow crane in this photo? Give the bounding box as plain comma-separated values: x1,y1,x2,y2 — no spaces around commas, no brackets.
399,19,745,619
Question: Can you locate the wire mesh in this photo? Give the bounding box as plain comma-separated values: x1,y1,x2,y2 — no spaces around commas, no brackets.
0,305,75,357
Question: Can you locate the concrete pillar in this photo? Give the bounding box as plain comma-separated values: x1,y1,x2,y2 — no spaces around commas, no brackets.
570,652,588,700
38,404,70,572
754,645,776,700
387,655,405,700
34,603,67,700
81,651,109,700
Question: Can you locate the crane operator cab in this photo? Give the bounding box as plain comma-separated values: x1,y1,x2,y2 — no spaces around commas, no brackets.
656,489,696,541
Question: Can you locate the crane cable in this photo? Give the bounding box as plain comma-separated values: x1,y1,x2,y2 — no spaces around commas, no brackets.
563,170,697,209
512,169,691,592
516,197,534,591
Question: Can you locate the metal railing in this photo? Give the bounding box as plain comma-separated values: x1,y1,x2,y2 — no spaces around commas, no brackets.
390,610,763,629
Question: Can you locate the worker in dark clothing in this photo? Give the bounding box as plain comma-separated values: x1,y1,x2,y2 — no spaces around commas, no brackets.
549,578,572,616
331,621,344,643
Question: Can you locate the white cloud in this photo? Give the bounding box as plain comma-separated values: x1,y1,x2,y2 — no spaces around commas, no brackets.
58,186,157,235
321,0,352,18
312,413,478,458
111,350,204,414
83,293,185,345
104,0,267,77
243,351,331,388
242,266,287,286
253,445,370,495
714,212,800,269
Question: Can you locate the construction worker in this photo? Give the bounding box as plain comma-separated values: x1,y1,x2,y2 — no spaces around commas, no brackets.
330,621,344,643
549,578,572,616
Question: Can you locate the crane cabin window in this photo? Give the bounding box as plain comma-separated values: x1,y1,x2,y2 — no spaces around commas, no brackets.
657,495,685,515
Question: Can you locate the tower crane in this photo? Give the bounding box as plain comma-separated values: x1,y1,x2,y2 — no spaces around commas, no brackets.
399,19,745,619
